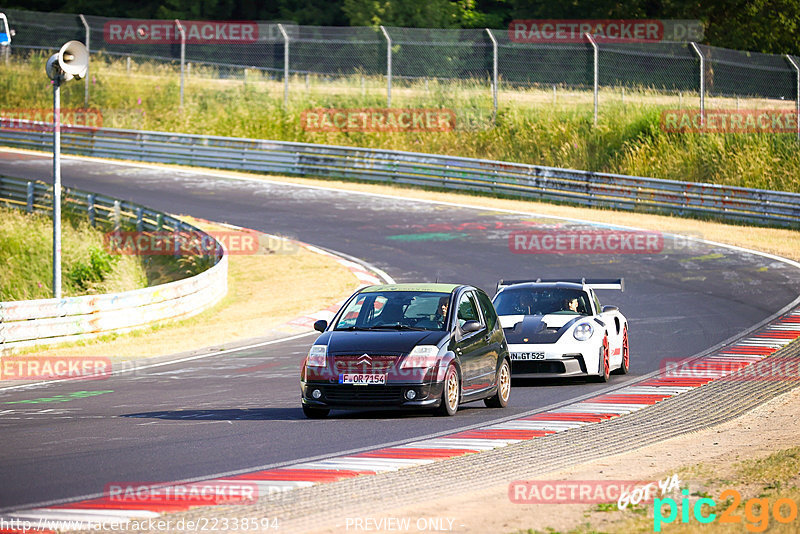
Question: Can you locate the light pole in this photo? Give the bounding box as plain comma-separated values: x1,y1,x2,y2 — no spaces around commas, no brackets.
45,41,88,299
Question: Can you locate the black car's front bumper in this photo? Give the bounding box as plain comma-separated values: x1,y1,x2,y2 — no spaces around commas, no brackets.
301,381,444,410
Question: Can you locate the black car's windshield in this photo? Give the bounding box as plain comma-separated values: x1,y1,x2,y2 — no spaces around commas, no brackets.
493,287,591,316
333,291,451,331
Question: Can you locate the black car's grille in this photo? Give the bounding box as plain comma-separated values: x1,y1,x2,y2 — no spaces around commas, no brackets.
331,354,401,374
512,360,566,374
321,385,405,404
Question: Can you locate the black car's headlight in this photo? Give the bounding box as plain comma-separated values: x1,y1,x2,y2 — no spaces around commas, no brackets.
306,345,327,367
573,323,594,341
400,345,439,369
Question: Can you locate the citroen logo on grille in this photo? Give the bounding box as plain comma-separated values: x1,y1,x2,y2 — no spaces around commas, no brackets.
357,353,372,366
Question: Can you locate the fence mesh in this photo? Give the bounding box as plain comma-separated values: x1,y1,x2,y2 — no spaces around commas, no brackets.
2,7,799,124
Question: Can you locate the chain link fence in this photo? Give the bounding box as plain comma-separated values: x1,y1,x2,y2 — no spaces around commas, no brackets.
2,8,800,131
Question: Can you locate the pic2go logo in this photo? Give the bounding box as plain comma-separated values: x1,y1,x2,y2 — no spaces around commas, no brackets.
654,489,798,532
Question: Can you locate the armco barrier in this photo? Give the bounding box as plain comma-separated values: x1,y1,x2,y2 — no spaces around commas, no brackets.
0,175,228,352
1,122,799,227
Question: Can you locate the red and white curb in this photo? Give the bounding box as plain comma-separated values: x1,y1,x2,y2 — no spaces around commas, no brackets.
3,307,797,530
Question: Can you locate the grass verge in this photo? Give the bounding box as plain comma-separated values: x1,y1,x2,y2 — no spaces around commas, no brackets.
26,218,361,360
0,205,147,300
2,52,800,192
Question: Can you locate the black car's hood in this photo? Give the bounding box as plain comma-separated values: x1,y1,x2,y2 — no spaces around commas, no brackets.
316,329,448,354
502,314,583,344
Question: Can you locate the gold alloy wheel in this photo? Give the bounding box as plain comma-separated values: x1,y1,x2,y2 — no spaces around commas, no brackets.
446,367,459,412
498,362,511,402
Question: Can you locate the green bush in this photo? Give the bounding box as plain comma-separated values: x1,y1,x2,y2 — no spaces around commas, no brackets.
66,246,120,290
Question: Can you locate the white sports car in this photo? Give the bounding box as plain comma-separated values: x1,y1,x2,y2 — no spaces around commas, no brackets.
492,278,628,382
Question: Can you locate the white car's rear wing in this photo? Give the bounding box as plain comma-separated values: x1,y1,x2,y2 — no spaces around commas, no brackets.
496,278,624,293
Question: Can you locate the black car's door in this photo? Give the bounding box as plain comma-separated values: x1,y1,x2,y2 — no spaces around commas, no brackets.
453,290,491,394
475,289,503,389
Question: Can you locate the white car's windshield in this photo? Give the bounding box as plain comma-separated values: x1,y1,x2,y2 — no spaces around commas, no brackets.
333,291,451,331
494,288,591,316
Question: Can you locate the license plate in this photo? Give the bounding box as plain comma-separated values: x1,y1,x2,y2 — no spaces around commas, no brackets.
511,352,545,361
339,373,387,385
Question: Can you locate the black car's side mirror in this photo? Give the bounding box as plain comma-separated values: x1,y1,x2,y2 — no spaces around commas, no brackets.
313,320,328,332
461,320,482,333
602,305,618,313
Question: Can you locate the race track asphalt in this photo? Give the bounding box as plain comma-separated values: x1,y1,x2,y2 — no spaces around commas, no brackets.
1,151,798,510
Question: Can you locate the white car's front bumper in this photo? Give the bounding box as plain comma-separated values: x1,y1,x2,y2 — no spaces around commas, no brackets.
507,342,601,377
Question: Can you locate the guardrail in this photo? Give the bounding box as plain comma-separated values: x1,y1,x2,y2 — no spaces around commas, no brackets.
1,122,799,227
0,175,228,352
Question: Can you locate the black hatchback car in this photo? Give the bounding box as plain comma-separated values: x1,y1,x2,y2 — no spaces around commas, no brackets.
300,283,511,418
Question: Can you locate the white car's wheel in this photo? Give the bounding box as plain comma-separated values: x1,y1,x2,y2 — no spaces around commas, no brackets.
614,326,630,375
593,336,610,383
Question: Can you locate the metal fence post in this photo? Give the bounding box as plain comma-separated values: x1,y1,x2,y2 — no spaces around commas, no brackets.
113,200,121,231
87,193,95,226
585,33,599,125
690,42,705,126
174,19,185,108
380,25,392,107
26,181,33,213
79,14,90,106
786,55,800,141
278,23,289,108
486,28,498,124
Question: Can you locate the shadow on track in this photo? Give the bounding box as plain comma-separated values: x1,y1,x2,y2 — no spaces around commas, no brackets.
122,408,303,421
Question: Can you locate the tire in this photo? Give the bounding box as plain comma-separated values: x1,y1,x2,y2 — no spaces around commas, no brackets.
435,364,460,416
592,337,610,383
484,359,511,408
613,326,630,375
302,405,330,419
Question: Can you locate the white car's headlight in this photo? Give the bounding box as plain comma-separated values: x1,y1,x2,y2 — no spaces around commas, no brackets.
400,345,439,369
307,345,327,367
573,323,594,341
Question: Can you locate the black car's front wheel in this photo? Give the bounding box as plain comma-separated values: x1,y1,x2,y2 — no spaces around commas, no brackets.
302,405,330,419
436,364,460,416
484,359,511,408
